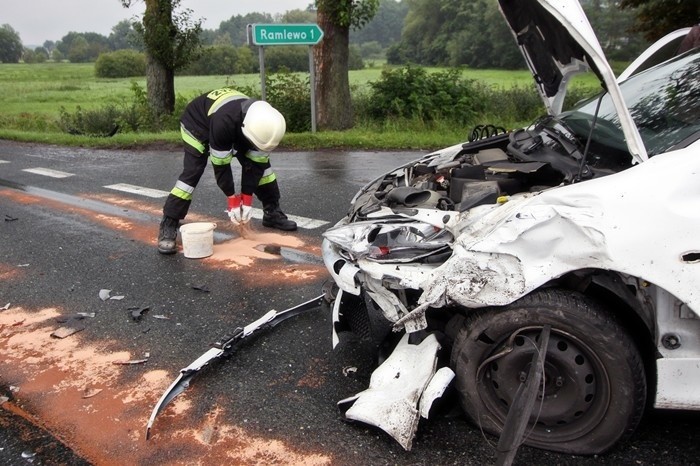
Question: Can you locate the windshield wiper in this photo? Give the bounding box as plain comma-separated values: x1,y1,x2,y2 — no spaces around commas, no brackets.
538,116,585,162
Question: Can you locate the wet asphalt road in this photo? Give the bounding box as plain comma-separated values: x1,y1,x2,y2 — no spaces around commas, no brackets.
0,140,698,466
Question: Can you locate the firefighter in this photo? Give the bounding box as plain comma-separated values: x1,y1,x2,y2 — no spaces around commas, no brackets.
157,88,296,255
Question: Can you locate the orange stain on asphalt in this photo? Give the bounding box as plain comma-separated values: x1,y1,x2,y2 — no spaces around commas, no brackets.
2,189,326,281
1,189,332,464
0,306,332,465
0,190,41,205
210,229,327,284
0,263,22,280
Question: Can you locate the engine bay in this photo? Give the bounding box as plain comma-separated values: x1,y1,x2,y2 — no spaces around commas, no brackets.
352,120,625,219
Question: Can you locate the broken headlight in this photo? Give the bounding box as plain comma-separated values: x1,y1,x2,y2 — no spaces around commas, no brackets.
322,221,453,263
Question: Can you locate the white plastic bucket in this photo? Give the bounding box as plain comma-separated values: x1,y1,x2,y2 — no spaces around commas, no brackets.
179,222,216,259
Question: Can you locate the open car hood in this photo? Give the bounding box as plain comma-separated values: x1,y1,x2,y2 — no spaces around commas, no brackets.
498,0,648,162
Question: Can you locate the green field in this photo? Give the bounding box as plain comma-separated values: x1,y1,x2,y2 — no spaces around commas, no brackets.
0,62,599,150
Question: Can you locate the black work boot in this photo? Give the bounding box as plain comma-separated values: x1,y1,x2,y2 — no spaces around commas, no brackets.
262,204,297,231
157,215,180,254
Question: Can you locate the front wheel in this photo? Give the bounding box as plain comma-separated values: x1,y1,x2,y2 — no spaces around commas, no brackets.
450,288,646,455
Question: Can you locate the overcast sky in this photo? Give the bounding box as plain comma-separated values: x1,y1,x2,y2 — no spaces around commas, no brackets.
5,0,313,46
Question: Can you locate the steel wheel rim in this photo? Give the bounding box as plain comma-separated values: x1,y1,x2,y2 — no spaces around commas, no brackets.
477,326,612,443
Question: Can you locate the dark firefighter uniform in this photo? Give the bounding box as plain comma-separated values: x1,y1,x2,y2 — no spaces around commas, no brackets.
162,88,286,222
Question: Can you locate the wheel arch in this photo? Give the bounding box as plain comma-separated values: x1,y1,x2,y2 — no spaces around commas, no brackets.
544,268,658,399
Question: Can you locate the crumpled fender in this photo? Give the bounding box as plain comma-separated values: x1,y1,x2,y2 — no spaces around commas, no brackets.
337,333,455,450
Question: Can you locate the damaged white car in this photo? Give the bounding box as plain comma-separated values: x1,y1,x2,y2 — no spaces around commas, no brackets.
322,0,700,456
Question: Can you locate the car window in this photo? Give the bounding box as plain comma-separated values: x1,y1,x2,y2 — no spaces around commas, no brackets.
564,49,700,160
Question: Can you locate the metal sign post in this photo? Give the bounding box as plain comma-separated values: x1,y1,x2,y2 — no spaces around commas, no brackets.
248,23,324,133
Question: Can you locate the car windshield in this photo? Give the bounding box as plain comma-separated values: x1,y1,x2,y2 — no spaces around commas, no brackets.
562,48,700,166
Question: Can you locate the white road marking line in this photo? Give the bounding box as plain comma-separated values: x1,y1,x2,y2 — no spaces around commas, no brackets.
0,160,9,163
104,183,170,198
286,213,329,230
106,184,329,230
23,168,74,178
246,209,329,230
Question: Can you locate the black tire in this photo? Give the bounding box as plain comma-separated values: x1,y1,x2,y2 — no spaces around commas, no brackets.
450,288,646,455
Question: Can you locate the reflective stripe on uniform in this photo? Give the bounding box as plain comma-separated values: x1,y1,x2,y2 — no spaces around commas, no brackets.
210,147,233,165
171,180,195,201
245,150,270,164
180,125,205,154
206,89,248,116
258,168,276,186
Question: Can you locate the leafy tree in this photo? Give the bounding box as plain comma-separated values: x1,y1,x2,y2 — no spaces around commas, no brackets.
56,31,111,62
51,49,65,62
212,33,232,46
218,13,273,46
0,24,23,63
581,0,646,61
35,47,49,62
314,0,379,130
110,20,143,50
451,0,522,68
281,8,317,23
43,40,56,55
351,0,408,47
387,0,521,68
620,0,700,41
22,48,37,63
396,0,453,65
68,36,91,62
25,46,49,63
198,29,218,46
120,0,202,121
388,0,656,68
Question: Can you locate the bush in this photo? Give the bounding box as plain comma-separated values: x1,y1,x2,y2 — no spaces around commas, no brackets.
264,46,310,72
57,81,186,136
479,85,543,126
467,83,599,129
58,105,122,137
265,71,311,133
180,45,255,75
358,41,384,59
348,45,364,70
365,65,488,124
95,50,146,78
355,64,601,131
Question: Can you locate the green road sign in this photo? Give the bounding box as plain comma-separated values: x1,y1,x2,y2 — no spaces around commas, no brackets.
251,23,324,46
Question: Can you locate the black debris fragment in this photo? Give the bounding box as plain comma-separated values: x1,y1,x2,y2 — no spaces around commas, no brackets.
55,314,90,325
192,284,210,293
4,214,18,222
112,358,148,365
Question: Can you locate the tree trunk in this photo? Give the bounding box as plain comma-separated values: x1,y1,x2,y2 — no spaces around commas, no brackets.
313,10,353,130
144,0,176,121
146,51,175,122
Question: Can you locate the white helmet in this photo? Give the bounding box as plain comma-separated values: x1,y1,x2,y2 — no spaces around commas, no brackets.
242,101,286,152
